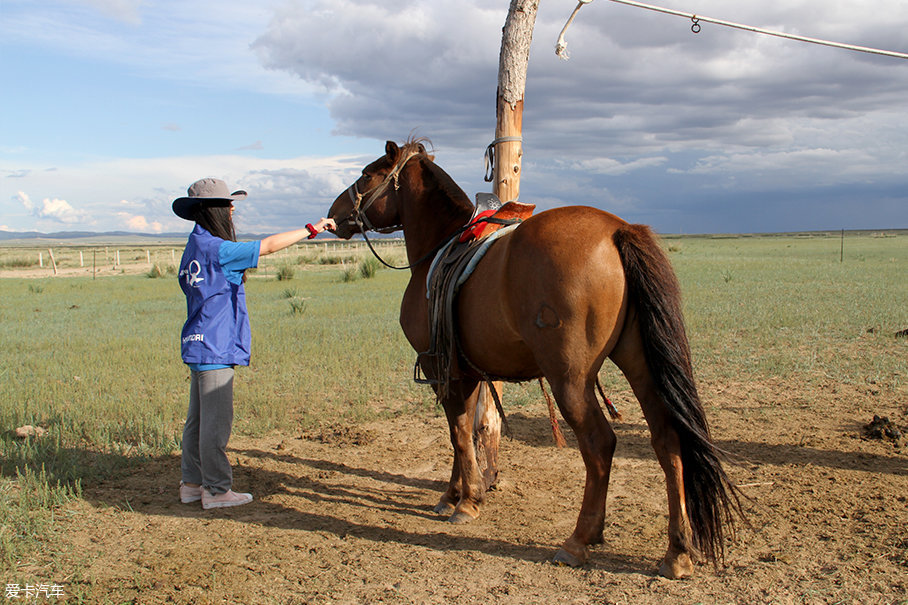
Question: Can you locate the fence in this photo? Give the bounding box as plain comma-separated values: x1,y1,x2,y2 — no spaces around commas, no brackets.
0,238,407,278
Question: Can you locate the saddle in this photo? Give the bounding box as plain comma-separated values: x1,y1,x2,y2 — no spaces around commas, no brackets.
417,194,535,401
459,193,536,243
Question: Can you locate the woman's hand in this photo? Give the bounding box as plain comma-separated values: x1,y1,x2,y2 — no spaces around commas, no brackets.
312,217,336,233
306,217,336,239
261,218,337,255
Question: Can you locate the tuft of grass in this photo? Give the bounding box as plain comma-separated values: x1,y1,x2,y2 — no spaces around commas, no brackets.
341,266,358,282
0,465,81,569
146,264,176,278
275,265,294,281
319,254,358,266
289,298,308,316
359,257,381,279
0,257,36,269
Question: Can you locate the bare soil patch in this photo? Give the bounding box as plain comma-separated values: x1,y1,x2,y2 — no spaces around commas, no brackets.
46,379,907,603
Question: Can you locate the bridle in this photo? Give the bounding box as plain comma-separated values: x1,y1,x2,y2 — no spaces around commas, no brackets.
342,148,418,236
337,148,450,271
336,147,518,272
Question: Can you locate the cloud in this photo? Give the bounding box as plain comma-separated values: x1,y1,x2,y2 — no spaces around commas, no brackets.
78,0,144,24
119,212,164,232
3,1,906,234
16,191,33,211
38,198,90,224
572,156,668,176
244,0,908,231
18,190,91,224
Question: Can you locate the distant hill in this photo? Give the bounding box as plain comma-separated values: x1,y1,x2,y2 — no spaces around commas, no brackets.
0,229,396,243
0,230,187,241
0,230,285,243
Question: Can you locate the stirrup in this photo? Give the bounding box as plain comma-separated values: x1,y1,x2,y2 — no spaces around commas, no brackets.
413,358,438,385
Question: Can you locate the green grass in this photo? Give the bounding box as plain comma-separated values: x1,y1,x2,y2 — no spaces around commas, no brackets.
670,235,907,388
0,233,905,574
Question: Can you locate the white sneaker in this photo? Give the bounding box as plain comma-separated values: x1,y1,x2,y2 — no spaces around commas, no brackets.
179,481,202,504
201,488,253,510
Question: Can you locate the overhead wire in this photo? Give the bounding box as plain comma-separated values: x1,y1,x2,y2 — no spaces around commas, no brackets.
556,0,908,61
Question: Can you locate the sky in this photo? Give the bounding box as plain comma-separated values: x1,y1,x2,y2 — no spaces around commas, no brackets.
2,0,907,236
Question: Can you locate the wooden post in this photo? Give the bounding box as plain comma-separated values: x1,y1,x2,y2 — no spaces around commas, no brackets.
492,0,537,203
47,248,57,275
474,0,541,485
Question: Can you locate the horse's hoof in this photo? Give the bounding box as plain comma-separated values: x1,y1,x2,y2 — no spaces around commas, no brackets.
658,552,694,579
433,501,455,516
447,511,476,525
552,548,585,568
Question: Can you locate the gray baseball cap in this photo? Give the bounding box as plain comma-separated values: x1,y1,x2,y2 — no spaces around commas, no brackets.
172,178,247,220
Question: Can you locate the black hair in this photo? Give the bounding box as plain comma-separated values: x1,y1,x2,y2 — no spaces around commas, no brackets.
192,203,247,282
192,203,236,241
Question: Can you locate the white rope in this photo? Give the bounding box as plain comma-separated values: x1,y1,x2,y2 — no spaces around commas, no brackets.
555,0,594,59
555,0,908,61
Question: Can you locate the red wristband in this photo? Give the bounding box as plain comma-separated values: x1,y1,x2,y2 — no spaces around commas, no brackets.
305,223,318,239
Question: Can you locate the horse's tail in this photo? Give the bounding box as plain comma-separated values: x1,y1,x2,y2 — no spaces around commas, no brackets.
613,223,743,565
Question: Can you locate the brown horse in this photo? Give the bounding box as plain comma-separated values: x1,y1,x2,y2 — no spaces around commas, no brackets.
327,139,742,578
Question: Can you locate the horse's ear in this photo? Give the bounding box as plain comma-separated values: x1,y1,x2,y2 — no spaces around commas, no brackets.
416,143,434,162
385,140,400,161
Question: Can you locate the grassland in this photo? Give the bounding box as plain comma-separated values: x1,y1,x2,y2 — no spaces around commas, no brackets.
0,232,905,595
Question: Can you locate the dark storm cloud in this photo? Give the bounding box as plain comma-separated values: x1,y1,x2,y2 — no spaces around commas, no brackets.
253,0,908,231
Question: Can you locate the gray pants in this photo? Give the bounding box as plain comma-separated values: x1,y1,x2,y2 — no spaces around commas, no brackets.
181,367,235,495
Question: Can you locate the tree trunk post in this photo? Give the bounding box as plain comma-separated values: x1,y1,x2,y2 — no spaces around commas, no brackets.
474,0,539,489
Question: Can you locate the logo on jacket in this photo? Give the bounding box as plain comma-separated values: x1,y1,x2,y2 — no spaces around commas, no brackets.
179,260,205,287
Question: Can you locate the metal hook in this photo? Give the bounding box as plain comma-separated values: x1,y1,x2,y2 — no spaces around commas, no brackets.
691,16,701,34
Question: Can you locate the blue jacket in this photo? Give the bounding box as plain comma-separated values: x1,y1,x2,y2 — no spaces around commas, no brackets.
178,225,252,366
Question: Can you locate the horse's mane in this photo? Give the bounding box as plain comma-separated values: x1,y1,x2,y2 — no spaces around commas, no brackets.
401,137,474,214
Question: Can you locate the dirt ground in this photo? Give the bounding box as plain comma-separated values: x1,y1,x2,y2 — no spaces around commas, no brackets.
38,377,907,604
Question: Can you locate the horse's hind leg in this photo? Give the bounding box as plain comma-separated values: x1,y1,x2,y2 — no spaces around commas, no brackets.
610,323,695,578
547,377,617,567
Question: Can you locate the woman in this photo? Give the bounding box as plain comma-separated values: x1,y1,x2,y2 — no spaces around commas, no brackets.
173,177,334,509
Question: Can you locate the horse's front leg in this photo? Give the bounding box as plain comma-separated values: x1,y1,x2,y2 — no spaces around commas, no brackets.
433,453,460,516
437,380,484,523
